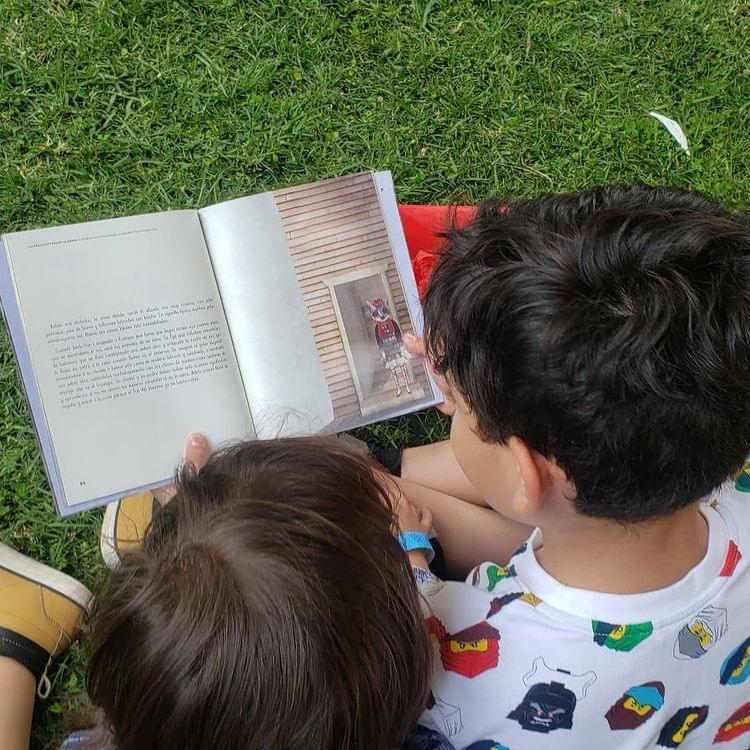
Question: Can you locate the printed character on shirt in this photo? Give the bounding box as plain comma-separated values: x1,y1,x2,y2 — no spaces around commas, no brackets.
674,606,727,660
605,681,665,730
656,706,709,747
714,701,750,743
719,636,750,685
593,621,654,652
426,616,500,678
507,657,596,734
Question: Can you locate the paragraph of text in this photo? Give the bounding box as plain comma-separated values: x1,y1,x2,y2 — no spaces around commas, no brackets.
46,298,230,410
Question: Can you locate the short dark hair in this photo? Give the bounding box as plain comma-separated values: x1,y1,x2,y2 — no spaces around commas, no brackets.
424,185,750,522
86,437,431,749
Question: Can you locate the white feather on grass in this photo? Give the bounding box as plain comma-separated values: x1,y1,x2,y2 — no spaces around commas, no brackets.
648,112,691,155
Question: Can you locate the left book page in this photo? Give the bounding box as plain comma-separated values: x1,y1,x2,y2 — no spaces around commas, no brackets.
1,211,254,515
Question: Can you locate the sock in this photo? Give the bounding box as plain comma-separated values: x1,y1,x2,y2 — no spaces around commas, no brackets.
371,446,403,477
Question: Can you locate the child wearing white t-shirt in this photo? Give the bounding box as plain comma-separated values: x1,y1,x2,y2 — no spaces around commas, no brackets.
414,481,750,748
399,185,750,749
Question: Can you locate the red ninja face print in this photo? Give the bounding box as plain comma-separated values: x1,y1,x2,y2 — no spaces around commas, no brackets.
425,616,500,678
714,702,750,743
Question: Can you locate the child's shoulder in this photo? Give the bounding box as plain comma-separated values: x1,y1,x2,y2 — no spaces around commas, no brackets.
717,464,750,538
709,475,750,581
422,482,750,633
420,492,750,749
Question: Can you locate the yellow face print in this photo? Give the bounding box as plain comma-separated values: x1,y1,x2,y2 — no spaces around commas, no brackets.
609,625,627,641
449,638,488,653
688,621,713,648
623,697,651,717
672,712,699,743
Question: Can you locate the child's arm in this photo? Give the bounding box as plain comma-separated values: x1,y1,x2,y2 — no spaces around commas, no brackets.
397,477,532,577
401,439,493,506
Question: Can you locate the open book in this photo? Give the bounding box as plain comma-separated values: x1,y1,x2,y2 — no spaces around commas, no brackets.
0,171,440,515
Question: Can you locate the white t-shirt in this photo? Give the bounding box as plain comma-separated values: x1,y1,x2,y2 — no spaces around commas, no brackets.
417,476,750,750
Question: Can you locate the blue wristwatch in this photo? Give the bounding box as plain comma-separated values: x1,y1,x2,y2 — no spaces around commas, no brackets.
397,531,435,564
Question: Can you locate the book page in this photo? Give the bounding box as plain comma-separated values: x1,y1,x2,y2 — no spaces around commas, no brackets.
200,172,439,436
3,211,253,509
199,194,334,437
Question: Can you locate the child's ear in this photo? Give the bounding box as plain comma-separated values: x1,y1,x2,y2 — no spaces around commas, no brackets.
507,437,544,519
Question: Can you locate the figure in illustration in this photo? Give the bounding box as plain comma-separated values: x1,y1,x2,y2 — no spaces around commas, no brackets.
367,297,412,397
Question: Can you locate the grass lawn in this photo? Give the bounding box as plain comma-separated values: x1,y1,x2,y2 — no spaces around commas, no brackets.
0,0,747,746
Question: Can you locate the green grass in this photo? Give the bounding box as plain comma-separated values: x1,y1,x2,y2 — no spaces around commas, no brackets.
0,0,747,746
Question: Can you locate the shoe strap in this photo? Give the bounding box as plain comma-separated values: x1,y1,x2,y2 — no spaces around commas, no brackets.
371,446,403,477
36,626,65,699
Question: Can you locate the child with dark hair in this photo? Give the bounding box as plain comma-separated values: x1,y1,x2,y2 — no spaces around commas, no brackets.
87,436,436,749
399,186,750,748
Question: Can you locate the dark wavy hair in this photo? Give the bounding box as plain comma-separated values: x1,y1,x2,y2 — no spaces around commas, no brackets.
85,437,431,749
424,185,750,522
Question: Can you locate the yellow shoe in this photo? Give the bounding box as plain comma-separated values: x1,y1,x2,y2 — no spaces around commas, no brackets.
100,490,158,569
0,543,91,697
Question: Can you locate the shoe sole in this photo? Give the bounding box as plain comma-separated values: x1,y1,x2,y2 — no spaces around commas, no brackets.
100,501,121,570
0,543,92,610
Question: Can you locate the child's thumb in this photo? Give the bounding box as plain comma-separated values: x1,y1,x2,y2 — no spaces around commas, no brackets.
419,506,434,532
403,333,426,357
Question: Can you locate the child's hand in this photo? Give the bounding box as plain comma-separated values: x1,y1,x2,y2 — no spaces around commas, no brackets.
152,433,211,505
403,333,456,416
395,493,433,536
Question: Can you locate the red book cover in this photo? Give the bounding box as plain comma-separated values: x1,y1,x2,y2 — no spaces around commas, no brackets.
399,204,475,297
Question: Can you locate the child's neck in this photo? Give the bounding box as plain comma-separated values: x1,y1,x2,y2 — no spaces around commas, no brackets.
534,503,708,594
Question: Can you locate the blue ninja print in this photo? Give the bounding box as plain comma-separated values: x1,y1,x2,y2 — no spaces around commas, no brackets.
720,637,750,685
734,463,750,492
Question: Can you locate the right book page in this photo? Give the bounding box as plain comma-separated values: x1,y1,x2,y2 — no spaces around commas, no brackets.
200,171,439,437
